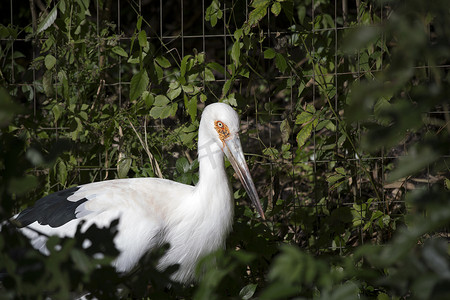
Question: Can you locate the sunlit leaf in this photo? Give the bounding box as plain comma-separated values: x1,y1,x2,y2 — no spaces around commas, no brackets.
167,86,182,100
154,95,170,106
52,103,63,123
44,54,56,70
118,156,132,178
205,0,222,27
37,5,57,33
280,119,291,144
295,111,313,124
202,68,215,81
248,1,269,27
296,122,313,148
155,56,171,68
271,2,281,16
239,283,257,300
112,46,128,57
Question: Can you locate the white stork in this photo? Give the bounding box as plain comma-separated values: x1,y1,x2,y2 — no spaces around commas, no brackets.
14,102,265,283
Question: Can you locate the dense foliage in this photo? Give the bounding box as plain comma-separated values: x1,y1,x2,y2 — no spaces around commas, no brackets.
1,0,449,299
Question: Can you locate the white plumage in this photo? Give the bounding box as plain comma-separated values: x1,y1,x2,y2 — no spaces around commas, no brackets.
15,103,265,283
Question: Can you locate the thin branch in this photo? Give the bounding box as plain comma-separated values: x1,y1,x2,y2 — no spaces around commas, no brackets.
29,0,37,34
128,119,163,179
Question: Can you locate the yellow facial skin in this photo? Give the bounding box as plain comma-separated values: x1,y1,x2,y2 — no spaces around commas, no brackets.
214,120,231,146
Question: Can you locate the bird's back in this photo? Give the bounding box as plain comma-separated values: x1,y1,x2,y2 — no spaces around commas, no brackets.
16,178,194,273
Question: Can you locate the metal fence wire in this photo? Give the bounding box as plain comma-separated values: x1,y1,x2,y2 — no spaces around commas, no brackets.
2,0,449,254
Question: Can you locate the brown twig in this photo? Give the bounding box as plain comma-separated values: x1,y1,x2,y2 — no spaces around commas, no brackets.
129,119,163,179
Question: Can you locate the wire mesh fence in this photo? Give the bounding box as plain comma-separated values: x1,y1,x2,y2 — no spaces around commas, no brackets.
2,0,449,260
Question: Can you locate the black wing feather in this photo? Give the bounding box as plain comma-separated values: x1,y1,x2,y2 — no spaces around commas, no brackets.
16,186,88,228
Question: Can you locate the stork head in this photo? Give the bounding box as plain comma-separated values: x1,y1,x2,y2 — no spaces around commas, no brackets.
199,103,265,220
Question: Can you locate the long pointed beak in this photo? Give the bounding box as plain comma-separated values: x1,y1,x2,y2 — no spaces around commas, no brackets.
223,135,265,220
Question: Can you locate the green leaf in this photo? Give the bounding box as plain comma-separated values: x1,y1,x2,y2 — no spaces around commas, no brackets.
205,0,222,27
342,26,383,54
202,68,215,81
207,62,225,74
281,0,294,21
180,55,193,77
223,93,237,106
234,28,243,40
154,95,170,106
295,111,313,124
275,53,288,73
43,70,54,97
129,70,149,101
153,62,163,83
271,2,281,16
57,159,67,186
58,70,69,100
170,102,178,116
239,67,250,78
197,52,205,64
136,15,143,31
239,284,257,300
280,119,291,144
45,54,56,69
222,79,232,97
187,95,197,122
71,249,93,273
37,4,57,33
150,106,164,119
112,46,128,57
52,103,64,122
296,122,313,148
264,48,276,59
176,157,190,173
59,0,66,13
142,91,154,108
150,96,172,119
387,146,440,182
259,283,298,300
70,116,84,140
231,41,241,67
118,157,132,178
138,30,147,48
263,147,279,159
182,84,195,94
7,175,38,196
327,174,344,185
336,167,347,175
251,0,270,8
248,1,269,27
297,5,306,24
167,86,182,100
377,292,390,300
306,103,316,113
155,56,171,68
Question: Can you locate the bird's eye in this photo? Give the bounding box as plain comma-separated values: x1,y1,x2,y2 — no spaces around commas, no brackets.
214,120,230,142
